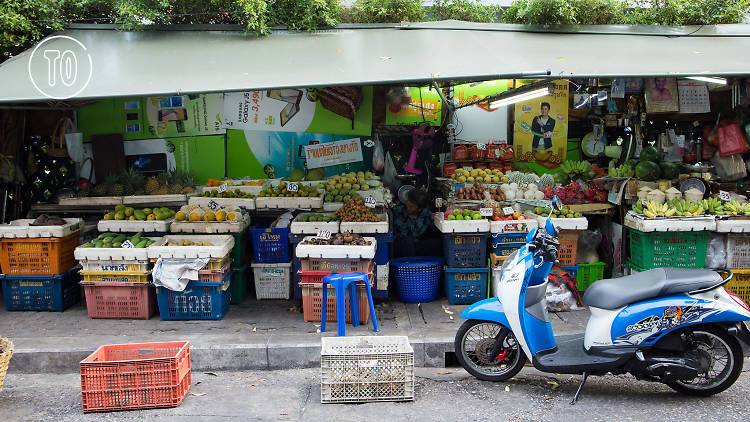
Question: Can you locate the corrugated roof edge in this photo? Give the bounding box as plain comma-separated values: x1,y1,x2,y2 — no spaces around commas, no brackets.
67,21,750,37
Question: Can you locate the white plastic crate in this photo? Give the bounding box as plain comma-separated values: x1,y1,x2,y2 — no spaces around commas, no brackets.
74,237,162,262
295,237,376,259
79,258,150,273
251,262,291,299
121,194,187,205
290,213,340,234
170,217,250,234
255,194,324,209
97,218,173,233
147,235,235,259
531,213,589,231
188,196,256,211
715,216,750,233
339,214,389,234
320,336,414,404
489,218,538,234
623,212,714,232
727,233,750,269
433,214,490,233
0,218,82,238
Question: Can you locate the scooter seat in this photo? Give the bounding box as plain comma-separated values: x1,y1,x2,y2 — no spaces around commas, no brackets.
582,268,722,310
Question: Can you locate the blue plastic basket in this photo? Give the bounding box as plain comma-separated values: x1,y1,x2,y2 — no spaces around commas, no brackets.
442,233,488,268
491,242,525,257
445,266,489,305
392,256,443,303
250,224,290,264
155,273,231,320
2,269,80,312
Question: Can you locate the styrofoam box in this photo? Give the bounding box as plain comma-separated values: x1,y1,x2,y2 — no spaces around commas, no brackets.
323,202,344,212
490,218,538,234
75,237,162,261
201,180,269,196
98,218,174,233
147,234,235,259
295,236,376,259
714,216,750,233
339,214,389,234
255,194,324,209
290,214,340,234
170,218,250,234
433,214,490,233
122,194,187,205
188,196,256,210
624,212,715,232
531,213,588,231
58,196,122,206
0,218,82,238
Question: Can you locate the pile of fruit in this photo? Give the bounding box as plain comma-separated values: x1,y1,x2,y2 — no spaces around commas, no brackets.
541,181,607,203
258,182,320,198
199,189,254,198
450,168,506,184
633,201,679,218
698,197,750,216
335,197,381,222
534,206,583,218
103,205,175,221
632,197,750,218
165,239,214,246
455,183,505,201
560,160,594,181
80,232,154,248
205,178,265,187
324,188,361,203
175,205,241,222
608,161,635,178
443,208,485,221
301,231,371,246
295,213,337,223
85,169,196,197
325,171,377,192
634,146,681,181
491,208,528,221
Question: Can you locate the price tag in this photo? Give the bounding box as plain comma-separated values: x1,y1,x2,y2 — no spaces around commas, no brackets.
476,143,487,151
719,190,730,201
121,240,134,249
217,183,228,193
287,182,299,193
364,196,377,208
316,230,331,240
480,207,493,217
207,200,218,210
503,207,515,216
435,197,443,208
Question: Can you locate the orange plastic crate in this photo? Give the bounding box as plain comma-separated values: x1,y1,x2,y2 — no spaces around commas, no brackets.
301,282,370,323
80,341,191,413
557,230,579,266
81,282,157,320
0,232,78,275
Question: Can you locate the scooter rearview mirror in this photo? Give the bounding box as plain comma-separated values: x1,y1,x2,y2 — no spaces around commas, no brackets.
552,195,563,211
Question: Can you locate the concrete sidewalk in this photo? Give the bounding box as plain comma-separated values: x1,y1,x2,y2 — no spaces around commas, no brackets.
0,296,591,374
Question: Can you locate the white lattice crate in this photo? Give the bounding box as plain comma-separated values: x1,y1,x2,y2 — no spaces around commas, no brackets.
255,193,324,209
339,214,389,234
251,262,291,299
97,218,173,233
727,233,750,269
0,218,82,238
290,213,340,234
296,236,376,259
170,217,250,234
321,336,414,404
122,194,187,205
433,214,490,233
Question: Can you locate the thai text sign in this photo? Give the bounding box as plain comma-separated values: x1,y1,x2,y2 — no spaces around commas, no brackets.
303,138,363,169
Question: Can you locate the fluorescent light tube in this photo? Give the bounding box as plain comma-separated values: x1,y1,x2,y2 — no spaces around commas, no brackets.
686,76,727,85
489,87,550,109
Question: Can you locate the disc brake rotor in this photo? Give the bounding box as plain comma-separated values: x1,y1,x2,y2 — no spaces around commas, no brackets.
474,338,500,365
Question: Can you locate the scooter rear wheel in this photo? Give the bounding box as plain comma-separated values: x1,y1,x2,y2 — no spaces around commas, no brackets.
455,319,526,382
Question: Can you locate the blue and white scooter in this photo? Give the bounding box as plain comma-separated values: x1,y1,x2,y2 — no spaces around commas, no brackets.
455,197,750,403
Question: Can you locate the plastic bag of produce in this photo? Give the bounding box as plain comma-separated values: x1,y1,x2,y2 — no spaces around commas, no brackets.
576,229,602,264
705,233,726,269
546,265,582,311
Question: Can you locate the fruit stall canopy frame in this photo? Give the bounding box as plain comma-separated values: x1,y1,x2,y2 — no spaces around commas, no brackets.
3,22,750,102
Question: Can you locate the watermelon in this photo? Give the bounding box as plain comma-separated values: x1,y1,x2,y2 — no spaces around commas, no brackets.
635,161,661,181
640,146,662,163
659,162,680,180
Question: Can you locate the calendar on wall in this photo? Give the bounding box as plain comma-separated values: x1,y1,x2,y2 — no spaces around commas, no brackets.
678,80,711,114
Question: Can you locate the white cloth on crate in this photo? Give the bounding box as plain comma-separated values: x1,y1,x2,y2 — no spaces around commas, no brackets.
152,257,210,292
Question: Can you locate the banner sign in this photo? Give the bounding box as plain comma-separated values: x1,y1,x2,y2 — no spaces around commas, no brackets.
385,86,442,125
303,138,363,169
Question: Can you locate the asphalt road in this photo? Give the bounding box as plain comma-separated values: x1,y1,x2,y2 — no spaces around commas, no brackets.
2,362,749,421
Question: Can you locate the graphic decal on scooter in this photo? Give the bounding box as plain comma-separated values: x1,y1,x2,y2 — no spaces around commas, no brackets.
614,303,720,345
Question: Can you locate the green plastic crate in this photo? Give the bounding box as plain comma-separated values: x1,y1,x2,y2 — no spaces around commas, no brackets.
231,230,249,267
576,262,605,291
230,264,249,305
628,229,708,269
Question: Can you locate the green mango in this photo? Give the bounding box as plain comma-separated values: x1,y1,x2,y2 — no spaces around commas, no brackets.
135,239,149,248
95,240,104,248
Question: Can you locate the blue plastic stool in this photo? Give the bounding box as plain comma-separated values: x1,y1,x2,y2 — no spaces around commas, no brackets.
320,272,379,336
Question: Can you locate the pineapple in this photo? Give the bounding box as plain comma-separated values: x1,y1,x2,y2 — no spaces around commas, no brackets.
180,172,196,194
539,173,555,189
91,184,107,197
145,176,160,194
105,173,124,196
121,168,146,196
166,170,183,194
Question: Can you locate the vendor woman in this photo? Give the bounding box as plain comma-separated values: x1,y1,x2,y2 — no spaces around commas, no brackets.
393,189,432,257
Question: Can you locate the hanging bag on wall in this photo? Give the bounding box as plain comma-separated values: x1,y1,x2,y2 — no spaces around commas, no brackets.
717,119,749,157
48,118,74,158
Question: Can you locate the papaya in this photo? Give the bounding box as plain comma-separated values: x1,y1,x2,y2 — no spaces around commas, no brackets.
95,240,104,248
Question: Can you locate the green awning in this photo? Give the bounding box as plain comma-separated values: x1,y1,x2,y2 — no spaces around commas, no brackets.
2,22,750,103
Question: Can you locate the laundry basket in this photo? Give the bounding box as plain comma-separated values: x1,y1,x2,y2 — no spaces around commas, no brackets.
391,257,444,303
0,337,13,393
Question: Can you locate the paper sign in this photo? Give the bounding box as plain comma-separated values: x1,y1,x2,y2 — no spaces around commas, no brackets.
217,184,228,193
207,200,219,210
287,182,299,193
719,191,730,201
303,138,364,169
435,197,443,208
121,240,134,249
480,208,493,217
503,207,515,215
477,143,487,151
316,230,332,240
364,197,377,208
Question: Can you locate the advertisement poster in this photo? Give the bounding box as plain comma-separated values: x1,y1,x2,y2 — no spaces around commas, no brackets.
645,78,679,113
145,94,225,137
452,80,510,144
304,138,363,169
514,80,569,168
385,86,442,126
222,87,373,136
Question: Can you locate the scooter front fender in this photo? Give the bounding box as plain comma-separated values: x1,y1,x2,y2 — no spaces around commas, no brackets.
460,297,511,328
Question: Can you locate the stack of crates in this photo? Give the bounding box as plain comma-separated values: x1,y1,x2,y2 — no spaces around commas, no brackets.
250,220,291,300
0,219,82,312
443,231,489,306
723,233,750,305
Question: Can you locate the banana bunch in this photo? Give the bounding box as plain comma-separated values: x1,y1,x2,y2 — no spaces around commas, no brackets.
667,198,704,217
643,201,677,219
632,201,644,214
718,199,750,216
560,160,593,180
609,161,634,178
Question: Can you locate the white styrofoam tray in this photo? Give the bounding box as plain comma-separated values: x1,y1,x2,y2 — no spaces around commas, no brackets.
58,196,122,206
255,193,324,209
339,214,389,234
290,214,340,234
624,212,715,232
531,213,588,231
188,196,256,210
490,218,538,234
201,180,269,196
147,234,235,259
0,218,82,238
75,237,162,261
122,194,187,205
323,202,344,212
97,218,174,233
433,214,490,233
170,217,250,234
295,236,376,259
714,217,750,233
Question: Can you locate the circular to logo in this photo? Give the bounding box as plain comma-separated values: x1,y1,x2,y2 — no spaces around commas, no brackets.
27,35,93,100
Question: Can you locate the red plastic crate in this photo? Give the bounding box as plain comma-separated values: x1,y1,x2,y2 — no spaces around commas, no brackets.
299,257,371,272
81,282,157,320
300,283,370,323
0,232,78,275
80,341,191,413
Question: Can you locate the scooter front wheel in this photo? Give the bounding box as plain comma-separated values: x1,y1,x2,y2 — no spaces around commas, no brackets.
455,319,526,382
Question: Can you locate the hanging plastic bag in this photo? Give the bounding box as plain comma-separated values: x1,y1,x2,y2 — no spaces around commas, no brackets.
383,151,398,188
712,151,746,181
718,119,748,157
546,265,582,311
372,133,384,172
705,233,726,269
65,126,84,164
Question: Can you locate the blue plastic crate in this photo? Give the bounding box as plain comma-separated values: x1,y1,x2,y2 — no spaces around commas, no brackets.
491,241,525,257
442,233,488,268
2,269,80,312
289,233,306,300
445,266,489,305
155,273,231,320
491,233,527,245
392,256,443,303
250,224,290,263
